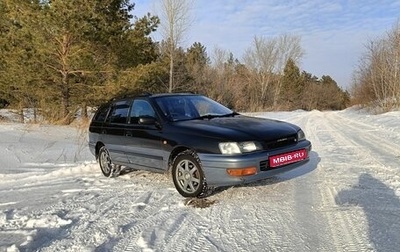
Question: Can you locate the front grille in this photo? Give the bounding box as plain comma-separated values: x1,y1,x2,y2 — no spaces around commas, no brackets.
260,134,299,171
265,134,297,149
260,160,268,171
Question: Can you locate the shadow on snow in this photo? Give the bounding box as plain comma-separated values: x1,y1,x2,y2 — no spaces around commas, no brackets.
335,173,400,252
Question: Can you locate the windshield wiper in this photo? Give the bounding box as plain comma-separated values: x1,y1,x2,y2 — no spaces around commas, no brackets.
193,114,219,120
218,112,239,117
193,112,239,120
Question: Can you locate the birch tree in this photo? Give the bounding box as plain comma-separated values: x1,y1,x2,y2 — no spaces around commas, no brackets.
243,34,303,109
157,0,193,92
273,34,304,106
243,36,278,108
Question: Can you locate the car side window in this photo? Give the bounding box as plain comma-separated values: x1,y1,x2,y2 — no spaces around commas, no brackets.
106,101,130,124
129,100,155,124
93,105,110,122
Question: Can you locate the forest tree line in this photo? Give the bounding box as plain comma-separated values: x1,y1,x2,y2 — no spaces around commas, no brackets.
351,21,400,112
0,0,349,124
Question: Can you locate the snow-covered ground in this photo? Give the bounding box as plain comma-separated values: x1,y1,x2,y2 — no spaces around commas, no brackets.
0,108,399,251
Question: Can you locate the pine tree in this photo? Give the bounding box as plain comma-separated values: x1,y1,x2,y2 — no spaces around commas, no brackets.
0,0,43,121
281,58,304,109
1,0,160,123
185,42,210,92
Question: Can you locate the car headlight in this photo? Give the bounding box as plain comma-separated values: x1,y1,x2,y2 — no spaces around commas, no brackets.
297,129,306,141
219,141,262,154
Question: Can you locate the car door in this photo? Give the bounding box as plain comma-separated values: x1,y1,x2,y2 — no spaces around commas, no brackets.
124,99,164,170
101,100,131,165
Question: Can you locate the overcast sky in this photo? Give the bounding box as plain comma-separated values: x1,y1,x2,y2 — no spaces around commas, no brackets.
131,0,400,89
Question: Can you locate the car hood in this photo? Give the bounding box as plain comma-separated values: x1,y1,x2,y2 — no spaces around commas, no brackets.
173,115,299,142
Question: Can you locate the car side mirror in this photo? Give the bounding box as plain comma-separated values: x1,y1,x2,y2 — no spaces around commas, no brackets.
138,116,156,125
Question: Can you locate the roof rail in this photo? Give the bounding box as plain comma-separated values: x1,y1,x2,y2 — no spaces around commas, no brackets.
107,92,153,102
173,91,196,94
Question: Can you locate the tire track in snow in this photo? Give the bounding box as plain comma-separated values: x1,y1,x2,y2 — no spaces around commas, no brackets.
323,112,400,204
327,112,400,174
89,190,173,251
302,112,343,251
164,213,215,251
289,112,341,250
38,178,175,251
184,214,222,252
287,111,342,251
38,187,135,251
304,110,372,251
207,195,256,251
328,186,372,251
158,212,191,252
116,211,177,251
205,188,306,251
320,111,400,251
119,200,225,252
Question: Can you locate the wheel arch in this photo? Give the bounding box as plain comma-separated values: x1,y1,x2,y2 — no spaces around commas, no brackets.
168,146,195,171
95,142,105,159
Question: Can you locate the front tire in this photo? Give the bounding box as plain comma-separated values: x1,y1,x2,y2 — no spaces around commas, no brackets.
172,151,206,197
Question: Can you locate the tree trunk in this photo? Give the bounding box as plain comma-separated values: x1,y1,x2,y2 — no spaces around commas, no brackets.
19,109,24,123
169,55,174,93
61,72,70,124
33,107,37,123
82,103,88,119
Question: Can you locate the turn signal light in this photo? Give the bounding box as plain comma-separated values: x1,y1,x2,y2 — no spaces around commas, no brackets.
226,167,257,176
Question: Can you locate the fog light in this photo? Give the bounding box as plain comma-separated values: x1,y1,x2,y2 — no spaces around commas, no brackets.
226,167,257,176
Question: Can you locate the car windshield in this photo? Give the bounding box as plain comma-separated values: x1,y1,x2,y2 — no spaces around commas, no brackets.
155,95,234,121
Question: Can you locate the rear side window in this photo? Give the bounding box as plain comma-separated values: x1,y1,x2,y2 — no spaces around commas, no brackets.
93,105,110,122
107,101,130,124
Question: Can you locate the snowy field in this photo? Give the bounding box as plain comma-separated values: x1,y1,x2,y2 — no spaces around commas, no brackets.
0,108,399,251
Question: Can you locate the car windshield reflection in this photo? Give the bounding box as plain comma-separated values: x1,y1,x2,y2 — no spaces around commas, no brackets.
155,95,233,122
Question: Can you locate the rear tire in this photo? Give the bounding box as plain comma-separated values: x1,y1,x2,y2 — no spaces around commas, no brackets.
98,146,119,177
172,150,206,197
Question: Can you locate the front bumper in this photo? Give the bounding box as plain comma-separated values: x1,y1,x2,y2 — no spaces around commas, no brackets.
198,140,312,186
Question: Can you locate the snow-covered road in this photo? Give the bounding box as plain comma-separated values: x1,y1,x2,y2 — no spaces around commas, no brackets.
0,109,399,251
